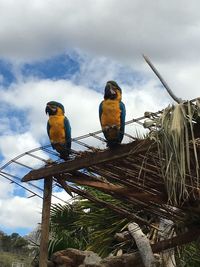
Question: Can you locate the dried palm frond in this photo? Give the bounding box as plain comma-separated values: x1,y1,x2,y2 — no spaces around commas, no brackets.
147,101,200,205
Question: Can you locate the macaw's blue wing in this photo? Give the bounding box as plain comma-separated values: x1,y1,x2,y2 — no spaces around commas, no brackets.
119,101,126,142
47,121,50,138
64,117,71,151
99,101,103,124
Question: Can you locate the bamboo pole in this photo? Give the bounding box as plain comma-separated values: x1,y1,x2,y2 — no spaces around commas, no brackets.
39,177,53,267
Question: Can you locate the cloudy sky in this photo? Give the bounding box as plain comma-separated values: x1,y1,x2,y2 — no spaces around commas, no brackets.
0,0,200,236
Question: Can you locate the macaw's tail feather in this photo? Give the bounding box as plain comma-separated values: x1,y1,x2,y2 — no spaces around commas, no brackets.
59,147,71,161
103,127,124,148
60,152,70,161
52,143,71,161
106,141,121,148
103,127,119,140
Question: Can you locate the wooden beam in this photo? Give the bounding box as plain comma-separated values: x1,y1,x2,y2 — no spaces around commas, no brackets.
22,139,153,182
61,171,165,204
152,227,200,252
39,177,53,267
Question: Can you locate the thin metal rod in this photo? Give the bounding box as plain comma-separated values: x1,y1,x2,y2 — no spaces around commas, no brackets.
25,152,49,163
0,171,68,204
89,133,106,142
11,160,33,170
0,173,43,199
72,139,94,149
124,133,137,140
0,144,53,171
41,147,59,156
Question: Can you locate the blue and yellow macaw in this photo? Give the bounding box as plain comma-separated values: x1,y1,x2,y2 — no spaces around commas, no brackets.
45,101,71,160
99,81,126,148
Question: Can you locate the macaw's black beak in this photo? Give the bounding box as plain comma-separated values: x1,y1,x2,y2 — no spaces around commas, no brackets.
104,83,117,99
45,105,50,115
45,105,57,115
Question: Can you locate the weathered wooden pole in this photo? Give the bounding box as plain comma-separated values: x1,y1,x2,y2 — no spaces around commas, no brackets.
39,177,53,267
128,223,159,267
143,54,182,104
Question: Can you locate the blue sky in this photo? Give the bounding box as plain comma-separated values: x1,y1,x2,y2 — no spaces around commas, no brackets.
22,54,80,81
0,0,200,236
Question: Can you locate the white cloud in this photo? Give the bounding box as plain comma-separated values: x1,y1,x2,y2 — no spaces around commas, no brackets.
0,0,200,65
0,1,200,101
71,54,126,88
0,177,71,230
0,132,48,167
148,62,200,101
0,179,15,199
52,190,72,205
0,195,42,228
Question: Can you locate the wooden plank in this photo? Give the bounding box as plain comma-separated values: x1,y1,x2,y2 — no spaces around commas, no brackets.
39,177,53,267
22,139,153,182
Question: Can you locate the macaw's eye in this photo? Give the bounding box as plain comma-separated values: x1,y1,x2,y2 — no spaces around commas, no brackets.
51,106,57,112
45,105,58,115
107,83,117,94
110,88,116,95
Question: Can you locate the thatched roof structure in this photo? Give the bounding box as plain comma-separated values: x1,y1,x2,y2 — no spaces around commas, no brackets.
22,100,200,233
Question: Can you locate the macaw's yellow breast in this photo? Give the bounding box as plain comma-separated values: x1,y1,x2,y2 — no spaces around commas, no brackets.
48,115,66,143
101,100,121,128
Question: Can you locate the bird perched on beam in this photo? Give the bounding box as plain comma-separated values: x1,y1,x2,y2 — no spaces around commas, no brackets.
45,101,71,160
99,81,126,148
